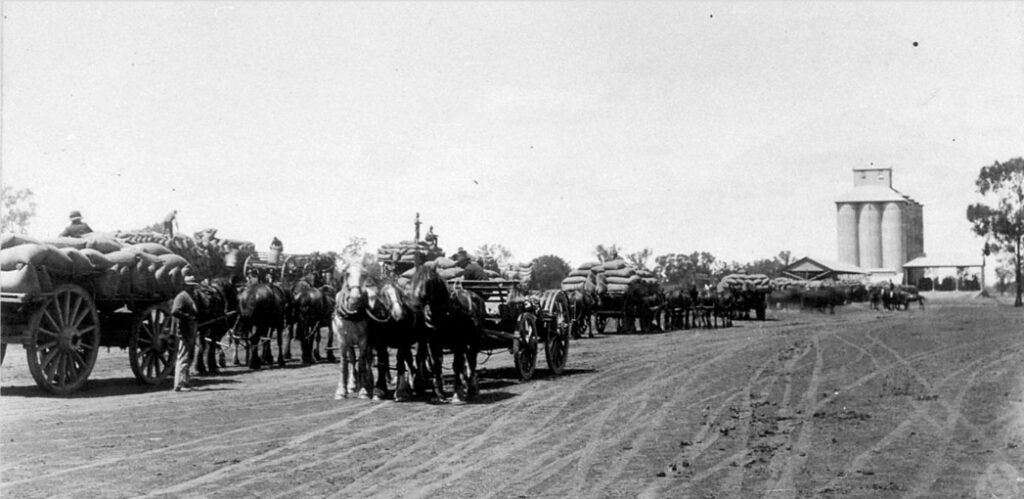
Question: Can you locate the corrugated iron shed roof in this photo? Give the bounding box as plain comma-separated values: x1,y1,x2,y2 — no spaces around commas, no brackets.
784,256,869,275
903,255,982,268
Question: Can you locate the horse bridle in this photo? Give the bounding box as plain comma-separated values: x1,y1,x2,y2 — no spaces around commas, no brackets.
336,269,367,319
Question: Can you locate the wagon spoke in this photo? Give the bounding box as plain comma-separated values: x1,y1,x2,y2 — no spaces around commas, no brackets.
71,303,91,330
42,309,60,332
45,351,63,384
68,295,83,329
69,349,86,370
37,327,59,339
77,325,97,336
37,340,59,351
65,351,82,380
40,347,61,372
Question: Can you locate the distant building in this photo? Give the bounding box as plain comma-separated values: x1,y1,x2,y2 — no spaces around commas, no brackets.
835,168,924,279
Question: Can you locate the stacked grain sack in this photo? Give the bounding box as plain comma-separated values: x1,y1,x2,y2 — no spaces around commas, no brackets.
596,259,641,295
770,277,802,290
1,232,190,300
377,240,445,266
717,273,772,293
560,261,601,291
395,256,462,290
114,229,254,281
503,262,533,288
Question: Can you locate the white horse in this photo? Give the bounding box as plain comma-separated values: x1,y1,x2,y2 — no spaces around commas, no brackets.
332,256,374,400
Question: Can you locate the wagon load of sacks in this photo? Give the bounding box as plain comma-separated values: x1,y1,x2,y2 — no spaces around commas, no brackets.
394,256,465,289
560,261,602,292
114,229,255,281
596,259,644,295
717,273,772,293
502,262,533,288
1,232,192,300
377,240,445,266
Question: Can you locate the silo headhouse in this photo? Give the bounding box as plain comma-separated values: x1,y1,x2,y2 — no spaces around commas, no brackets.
836,168,924,276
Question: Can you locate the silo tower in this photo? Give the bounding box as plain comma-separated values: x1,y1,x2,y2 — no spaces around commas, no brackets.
835,168,924,273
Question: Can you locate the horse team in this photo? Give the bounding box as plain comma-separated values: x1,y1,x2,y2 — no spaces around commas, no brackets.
185,256,925,404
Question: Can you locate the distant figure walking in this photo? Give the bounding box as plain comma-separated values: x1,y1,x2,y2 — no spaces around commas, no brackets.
163,210,179,237
59,210,94,238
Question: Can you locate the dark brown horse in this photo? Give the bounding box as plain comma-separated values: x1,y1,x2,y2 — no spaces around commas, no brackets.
409,262,484,404
663,285,694,330
292,280,333,365
366,278,423,401
238,281,288,369
192,277,239,375
566,288,600,338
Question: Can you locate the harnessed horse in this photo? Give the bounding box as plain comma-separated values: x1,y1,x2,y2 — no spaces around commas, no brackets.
332,257,374,399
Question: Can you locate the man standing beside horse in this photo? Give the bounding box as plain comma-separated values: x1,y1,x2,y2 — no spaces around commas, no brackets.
172,275,201,392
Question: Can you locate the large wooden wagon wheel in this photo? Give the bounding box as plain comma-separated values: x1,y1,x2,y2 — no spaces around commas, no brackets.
541,291,570,375
243,255,257,282
129,303,176,385
512,312,538,381
25,284,101,395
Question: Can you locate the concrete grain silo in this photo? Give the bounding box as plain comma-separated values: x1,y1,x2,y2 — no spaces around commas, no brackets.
836,203,859,265
835,168,924,275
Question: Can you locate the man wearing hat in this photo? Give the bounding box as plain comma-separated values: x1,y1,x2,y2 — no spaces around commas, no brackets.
59,210,94,237
172,274,200,392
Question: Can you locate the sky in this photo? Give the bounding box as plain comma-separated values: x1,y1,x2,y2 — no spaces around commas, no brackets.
2,2,1022,269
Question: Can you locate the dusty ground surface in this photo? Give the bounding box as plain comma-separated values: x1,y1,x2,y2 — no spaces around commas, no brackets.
2,297,1022,499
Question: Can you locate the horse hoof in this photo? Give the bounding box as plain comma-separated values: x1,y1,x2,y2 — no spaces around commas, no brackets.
326,354,338,363
334,391,347,400
451,395,466,405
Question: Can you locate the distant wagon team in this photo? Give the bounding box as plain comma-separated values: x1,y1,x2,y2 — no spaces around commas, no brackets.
0,214,924,397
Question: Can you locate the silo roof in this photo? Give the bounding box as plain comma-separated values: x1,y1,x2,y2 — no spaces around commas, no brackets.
835,185,915,204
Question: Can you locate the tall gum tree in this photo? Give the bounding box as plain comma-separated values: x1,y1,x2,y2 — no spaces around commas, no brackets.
967,157,1024,306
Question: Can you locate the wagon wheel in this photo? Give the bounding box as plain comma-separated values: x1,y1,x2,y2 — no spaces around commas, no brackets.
512,312,538,381
542,291,570,375
129,303,176,385
25,284,101,395
243,255,257,282
281,255,296,283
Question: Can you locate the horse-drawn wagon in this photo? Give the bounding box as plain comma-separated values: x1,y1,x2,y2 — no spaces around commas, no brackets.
447,279,571,381
0,237,190,395
589,261,664,334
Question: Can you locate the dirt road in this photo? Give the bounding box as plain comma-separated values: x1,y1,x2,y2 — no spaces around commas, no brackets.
2,299,1022,498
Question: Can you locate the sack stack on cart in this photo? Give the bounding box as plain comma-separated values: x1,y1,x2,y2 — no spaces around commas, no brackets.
377,240,445,265
717,273,772,293
560,261,601,292
1,232,192,300
115,229,254,281
395,255,462,289
594,259,642,295
502,262,533,288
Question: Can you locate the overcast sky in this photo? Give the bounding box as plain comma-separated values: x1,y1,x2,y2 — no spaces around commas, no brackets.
3,2,1022,268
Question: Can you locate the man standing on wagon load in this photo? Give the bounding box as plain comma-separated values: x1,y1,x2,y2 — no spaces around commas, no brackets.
59,210,93,237
163,209,179,237
172,275,200,392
